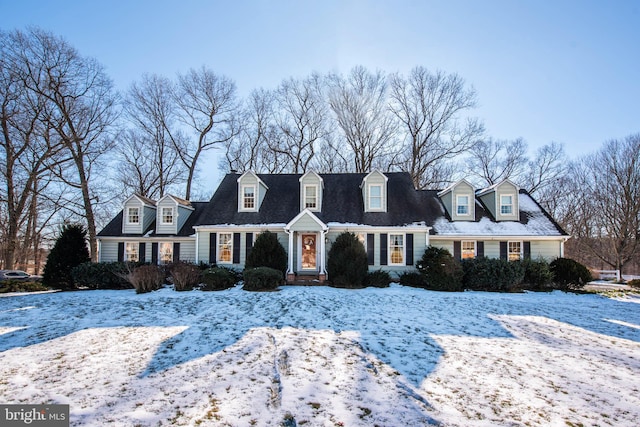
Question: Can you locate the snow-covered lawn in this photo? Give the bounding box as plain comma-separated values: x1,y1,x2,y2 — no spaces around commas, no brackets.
1,285,639,426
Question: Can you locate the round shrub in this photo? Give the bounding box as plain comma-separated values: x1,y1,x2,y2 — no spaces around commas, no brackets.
327,232,368,288
399,271,425,288
416,246,463,291
245,231,288,275
462,257,525,292
521,258,554,291
201,267,238,291
366,270,392,288
243,267,282,291
550,257,592,289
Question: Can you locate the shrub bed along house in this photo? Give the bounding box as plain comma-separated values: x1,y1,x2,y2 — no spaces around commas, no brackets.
462,257,525,292
521,258,554,291
242,267,282,291
416,246,464,291
366,270,392,288
71,262,136,289
398,271,425,288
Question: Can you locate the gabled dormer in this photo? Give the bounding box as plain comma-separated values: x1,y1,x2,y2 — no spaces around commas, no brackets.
437,179,476,221
156,194,194,235
299,171,324,212
477,179,520,221
237,171,268,212
122,194,156,234
361,170,388,212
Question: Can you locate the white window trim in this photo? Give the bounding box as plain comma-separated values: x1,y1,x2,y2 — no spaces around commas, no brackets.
456,195,471,216
240,185,257,211
500,194,515,215
304,184,319,210
159,242,173,264
508,240,522,261
161,207,174,225
368,184,384,211
218,232,233,264
461,240,476,259
388,233,405,266
127,207,140,225
125,242,139,262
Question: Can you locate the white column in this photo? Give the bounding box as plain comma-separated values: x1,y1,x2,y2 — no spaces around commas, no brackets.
286,229,294,274
320,230,327,274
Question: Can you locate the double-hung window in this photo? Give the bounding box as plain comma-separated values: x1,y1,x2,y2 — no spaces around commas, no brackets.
461,241,476,259
218,233,233,264
508,241,522,261
127,207,139,224
243,186,256,210
304,185,317,210
125,242,139,262
456,195,470,216
389,234,405,265
369,185,382,210
159,242,173,264
161,207,174,224
500,195,514,215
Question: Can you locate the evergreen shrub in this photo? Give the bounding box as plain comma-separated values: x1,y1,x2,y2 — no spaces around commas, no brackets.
416,246,463,291
550,257,592,289
43,224,91,289
399,271,425,288
462,257,525,292
71,262,135,289
366,270,392,288
243,267,282,291
327,232,368,288
521,258,554,291
245,231,288,275
170,262,202,291
201,267,238,291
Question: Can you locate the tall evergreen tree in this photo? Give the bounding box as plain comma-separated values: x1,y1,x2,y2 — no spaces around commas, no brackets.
43,224,90,289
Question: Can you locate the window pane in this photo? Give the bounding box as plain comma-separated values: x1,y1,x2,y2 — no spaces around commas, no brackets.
501,195,513,214
457,196,469,215
305,186,317,209
125,242,139,262
508,241,521,261
162,207,173,224
243,187,255,209
128,208,139,224
461,241,475,259
370,185,382,209
218,233,232,263
159,242,173,264
389,234,404,265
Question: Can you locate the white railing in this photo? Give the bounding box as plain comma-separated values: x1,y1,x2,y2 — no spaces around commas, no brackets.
594,269,621,281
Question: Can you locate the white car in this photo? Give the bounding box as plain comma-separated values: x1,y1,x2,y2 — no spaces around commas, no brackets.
0,270,43,282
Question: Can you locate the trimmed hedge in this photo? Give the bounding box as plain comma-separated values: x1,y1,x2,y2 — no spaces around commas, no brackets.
201,267,238,291
522,258,554,291
366,270,392,288
243,267,282,291
327,232,368,288
416,246,464,291
0,281,49,293
550,258,592,289
462,257,525,292
399,271,425,288
71,262,136,289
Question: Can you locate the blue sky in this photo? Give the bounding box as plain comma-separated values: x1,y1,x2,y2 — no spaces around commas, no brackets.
2,0,639,166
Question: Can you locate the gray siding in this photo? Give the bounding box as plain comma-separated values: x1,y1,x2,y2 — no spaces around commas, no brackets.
99,240,119,262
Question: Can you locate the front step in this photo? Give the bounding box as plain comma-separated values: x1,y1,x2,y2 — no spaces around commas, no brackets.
286,274,326,286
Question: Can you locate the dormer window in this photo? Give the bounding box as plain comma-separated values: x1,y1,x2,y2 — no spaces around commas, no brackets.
456,195,470,215
500,195,514,215
304,185,317,209
243,185,256,210
127,207,139,224
161,207,174,224
369,185,382,210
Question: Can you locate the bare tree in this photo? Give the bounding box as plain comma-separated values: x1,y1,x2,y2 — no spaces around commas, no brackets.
568,135,640,273
327,66,398,173
468,137,528,186
124,74,185,198
389,66,483,189
173,67,238,198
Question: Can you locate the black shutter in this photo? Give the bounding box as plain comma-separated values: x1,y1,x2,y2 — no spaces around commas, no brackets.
208,233,217,264
500,241,508,260
523,241,531,259
246,233,254,263
152,242,158,264
117,242,124,262
380,233,388,266
233,232,241,264
173,242,180,263
406,233,414,266
139,242,146,263
453,241,461,261
477,241,484,258
367,234,375,265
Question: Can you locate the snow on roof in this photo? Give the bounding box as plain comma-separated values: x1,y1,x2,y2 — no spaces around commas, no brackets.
432,193,564,236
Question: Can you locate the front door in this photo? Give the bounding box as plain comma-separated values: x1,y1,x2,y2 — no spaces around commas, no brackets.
301,234,317,270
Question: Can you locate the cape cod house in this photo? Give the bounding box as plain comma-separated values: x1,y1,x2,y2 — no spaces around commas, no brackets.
97,171,569,283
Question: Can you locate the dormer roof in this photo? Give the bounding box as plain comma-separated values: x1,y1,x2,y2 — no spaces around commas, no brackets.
437,179,475,197
476,178,519,196
237,170,269,189
158,194,194,210
125,194,156,208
